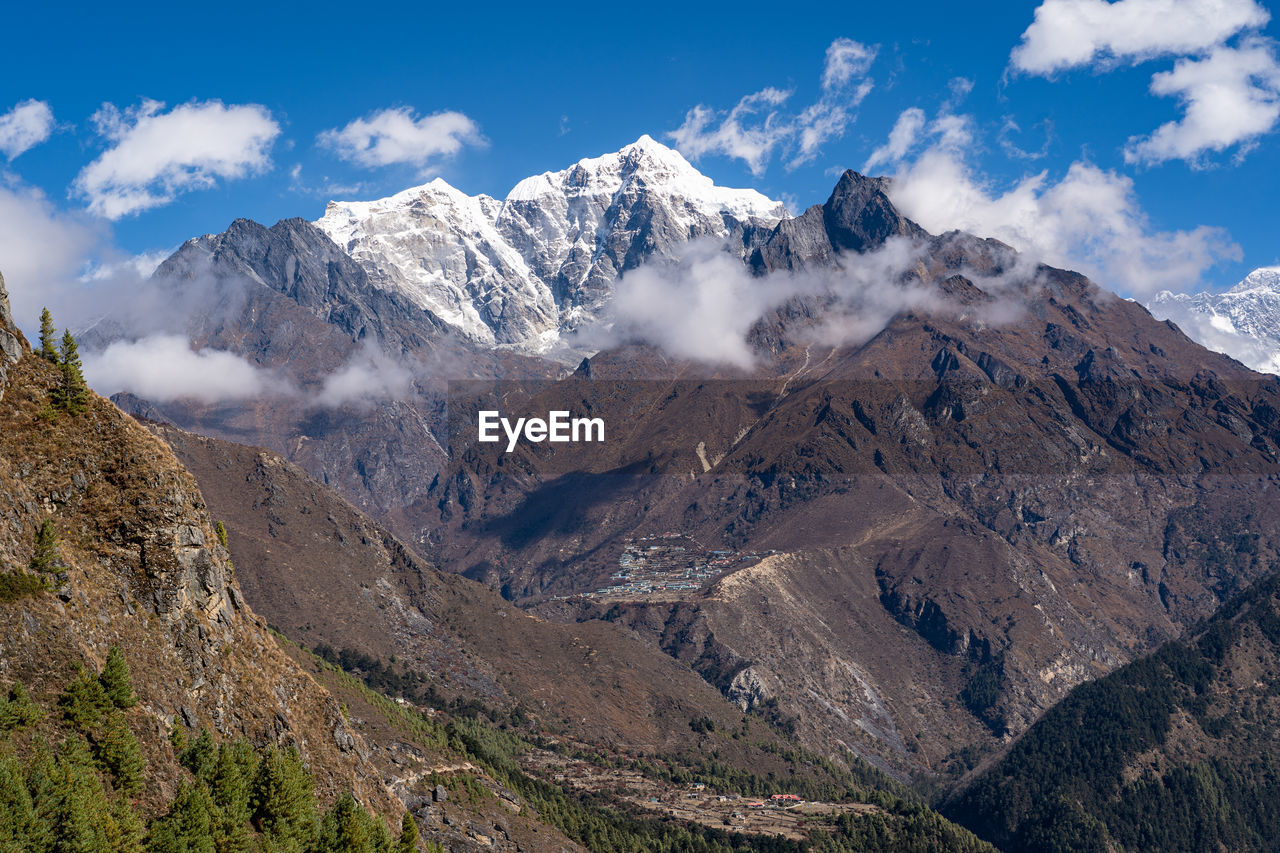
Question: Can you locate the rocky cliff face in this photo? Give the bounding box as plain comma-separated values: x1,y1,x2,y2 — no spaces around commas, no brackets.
317,135,785,352
748,170,924,274
0,272,22,400
0,276,397,813
106,215,561,530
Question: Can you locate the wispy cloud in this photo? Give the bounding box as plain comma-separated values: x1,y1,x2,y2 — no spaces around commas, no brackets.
582,237,946,368
863,107,926,172
318,107,485,173
1012,0,1279,165
0,99,55,160
0,183,103,330
668,38,878,175
73,99,280,219
315,342,414,408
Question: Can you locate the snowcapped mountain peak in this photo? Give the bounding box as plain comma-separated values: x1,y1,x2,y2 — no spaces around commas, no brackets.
1228,266,1280,295
1149,266,1280,374
504,135,783,224
315,138,787,354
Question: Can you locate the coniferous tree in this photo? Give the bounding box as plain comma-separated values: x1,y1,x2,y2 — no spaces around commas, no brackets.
209,739,258,852
39,308,57,361
251,745,318,852
395,811,420,853
99,646,139,710
51,734,114,853
58,668,111,733
0,681,44,732
0,754,42,852
318,792,389,853
29,519,59,574
94,710,145,796
146,781,217,853
52,329,89,415
179,729,217,784
107,794,147,853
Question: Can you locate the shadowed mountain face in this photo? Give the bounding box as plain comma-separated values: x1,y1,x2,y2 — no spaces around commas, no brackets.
422,171,1280,777
106,216,560,529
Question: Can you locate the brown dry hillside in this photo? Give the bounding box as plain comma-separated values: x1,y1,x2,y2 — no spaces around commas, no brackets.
149,420,895,795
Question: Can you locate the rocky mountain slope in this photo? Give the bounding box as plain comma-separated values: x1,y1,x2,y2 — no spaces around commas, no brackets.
148,420,858,771
316,135,785,352
0,274,398,817
0,273,613,851
1150,266,1280,374
104,139,782,540
947,565,1280,852
141,421,1012,851
424,171,1280,780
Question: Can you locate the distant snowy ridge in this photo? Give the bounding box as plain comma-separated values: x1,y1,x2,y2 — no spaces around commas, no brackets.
316,135,786,354
1149,267,1280,374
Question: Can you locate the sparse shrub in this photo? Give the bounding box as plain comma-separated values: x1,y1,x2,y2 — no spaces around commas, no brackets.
29,519,58,573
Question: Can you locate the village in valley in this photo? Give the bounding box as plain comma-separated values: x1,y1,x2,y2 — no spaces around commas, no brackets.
565,533,774,603
522,747,882,842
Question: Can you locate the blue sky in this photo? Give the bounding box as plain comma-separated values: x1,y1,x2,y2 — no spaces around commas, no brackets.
1,0,1278,326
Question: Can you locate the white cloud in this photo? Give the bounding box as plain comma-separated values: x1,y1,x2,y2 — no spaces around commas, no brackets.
1012,0,1278,164
863,107,926,172
1011,0,1269,74
1147,296,1280,372
605,241,779,367
318,107,484,172
84,334,282,402
315,343,413,407
880,117,1240,296
1125,37,1280,164
0,184,103,330
73,99,280,219
998,116,1054,160
669,38,877,175
0,100,55,159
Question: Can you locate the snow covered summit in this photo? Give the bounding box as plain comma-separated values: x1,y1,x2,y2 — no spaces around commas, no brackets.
316,136,786,353
1149,267,1280,374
